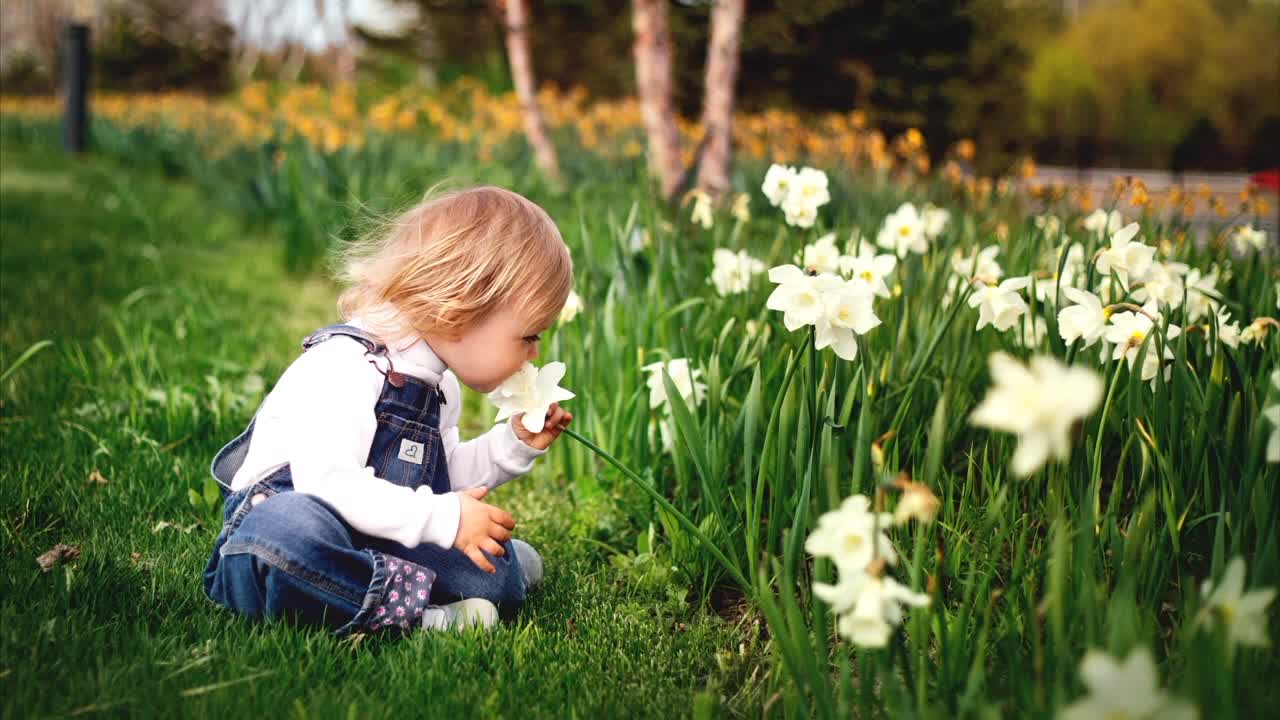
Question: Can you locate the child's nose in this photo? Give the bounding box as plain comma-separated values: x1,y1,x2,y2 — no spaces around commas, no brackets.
527,342,539,360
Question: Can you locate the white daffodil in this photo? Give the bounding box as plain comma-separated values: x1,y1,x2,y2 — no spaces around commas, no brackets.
952,245,1003,283
1058,288,1109,348
766,264,827,330
1095,222,1155,288
769,265,882,360
768,267,882,359
766,165,830,228
827,572,931,648
1058,647,1198,720
1266,370,1280,463
876,202,929,258
559,289,583,323
647,416,674,453
1198,556,1276,648
1035,243,1086,305
969,352,1104,477
793,166,831,209
1210,307,1241,351
709,248,765,296
808,493,932,648
783,201,819,229
815,282,881,361
1035,213,1062,238
688,190,714,229
488,361,576,434
731,192,751,223
800,232,844,274
921,203,950,239
968,276,1031,332
642,358,707,413
1083,208,1126,236
805,494,897,576
839,247,896,298
1133,261,1189,309
1230,226,1267,254
1184,266,1221,322
762,163,797,207
1104,302,1182,387
945,245,1003,307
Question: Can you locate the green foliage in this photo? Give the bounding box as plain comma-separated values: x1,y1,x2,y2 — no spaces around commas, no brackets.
1027,0,1280,168
5,75,1279,715
0,144,767,718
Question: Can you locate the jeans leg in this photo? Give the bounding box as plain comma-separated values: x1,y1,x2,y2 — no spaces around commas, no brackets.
205,491,394,635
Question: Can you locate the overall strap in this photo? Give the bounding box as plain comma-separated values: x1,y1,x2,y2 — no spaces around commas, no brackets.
301,323,407,387
301,324,386,354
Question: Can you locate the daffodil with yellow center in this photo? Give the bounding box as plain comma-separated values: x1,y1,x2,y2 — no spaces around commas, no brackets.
1198,556,1276,648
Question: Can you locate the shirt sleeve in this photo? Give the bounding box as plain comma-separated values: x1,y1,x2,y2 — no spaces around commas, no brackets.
269,339,461,550
438,370,547,492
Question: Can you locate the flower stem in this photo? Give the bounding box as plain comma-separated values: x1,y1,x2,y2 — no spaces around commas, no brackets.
1090,359,1127,523
888,284,972,435
561,426,752,594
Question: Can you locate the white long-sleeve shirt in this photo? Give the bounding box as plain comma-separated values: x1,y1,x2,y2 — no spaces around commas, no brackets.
228,317,548,549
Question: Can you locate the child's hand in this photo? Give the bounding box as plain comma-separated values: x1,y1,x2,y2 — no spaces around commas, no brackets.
453,487,516,573
512,403,574,450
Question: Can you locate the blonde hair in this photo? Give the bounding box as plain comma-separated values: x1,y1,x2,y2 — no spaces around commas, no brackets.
336,186,573,348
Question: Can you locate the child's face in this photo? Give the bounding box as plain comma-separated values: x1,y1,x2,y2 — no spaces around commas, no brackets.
427,306,547,394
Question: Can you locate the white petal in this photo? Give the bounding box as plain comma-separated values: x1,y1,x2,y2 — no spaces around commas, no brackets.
520,408,547,434
768,264,807,284
829,328,859,360
1112,222,1141,246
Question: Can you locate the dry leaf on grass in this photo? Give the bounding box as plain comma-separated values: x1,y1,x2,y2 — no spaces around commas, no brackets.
87,469,109,485
129,551,154,571
36,543,80,572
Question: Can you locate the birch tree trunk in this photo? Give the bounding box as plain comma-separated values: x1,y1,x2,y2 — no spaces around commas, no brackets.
695,0,746,202
632,0,683,201
500,0,562,184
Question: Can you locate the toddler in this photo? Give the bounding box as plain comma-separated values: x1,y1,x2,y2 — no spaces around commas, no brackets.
203,186,574,634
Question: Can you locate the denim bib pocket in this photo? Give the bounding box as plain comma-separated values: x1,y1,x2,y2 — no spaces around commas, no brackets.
371,413,440,487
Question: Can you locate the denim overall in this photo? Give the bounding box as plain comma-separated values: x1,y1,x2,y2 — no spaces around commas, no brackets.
202,324,526,634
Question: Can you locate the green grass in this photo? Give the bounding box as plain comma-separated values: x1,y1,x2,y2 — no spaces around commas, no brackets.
5,106,1278,718
0,144,768,718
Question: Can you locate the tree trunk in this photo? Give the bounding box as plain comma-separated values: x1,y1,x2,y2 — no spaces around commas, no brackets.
695,0,745,202
632,0,683,201
500,0,562,184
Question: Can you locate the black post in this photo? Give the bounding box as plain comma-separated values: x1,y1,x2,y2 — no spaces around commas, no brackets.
62,22,90,153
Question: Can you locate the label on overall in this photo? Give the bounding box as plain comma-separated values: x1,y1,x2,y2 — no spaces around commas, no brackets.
398,439,425,465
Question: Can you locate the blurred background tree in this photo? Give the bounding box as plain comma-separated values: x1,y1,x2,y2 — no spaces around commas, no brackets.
1,0,1276,172
1027,0,1280,171
0,0,234,93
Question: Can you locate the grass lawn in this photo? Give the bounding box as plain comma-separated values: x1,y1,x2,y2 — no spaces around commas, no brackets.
0,142,766,718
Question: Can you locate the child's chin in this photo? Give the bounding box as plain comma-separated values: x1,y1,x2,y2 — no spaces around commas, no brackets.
468,380,499,394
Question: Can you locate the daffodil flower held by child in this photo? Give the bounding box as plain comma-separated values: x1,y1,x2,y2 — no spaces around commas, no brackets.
203,186,574,634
